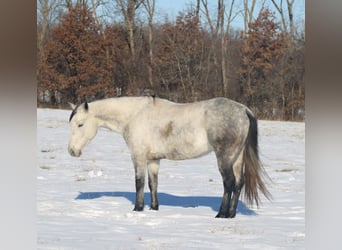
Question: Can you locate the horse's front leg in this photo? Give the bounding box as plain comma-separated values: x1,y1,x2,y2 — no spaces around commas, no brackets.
148,160,160,210
132,157,147,211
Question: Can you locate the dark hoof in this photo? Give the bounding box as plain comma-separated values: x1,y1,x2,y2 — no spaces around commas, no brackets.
215,213,227,218
215,212,236,219
227,213,236,218
133,206,144,211
150,205,159,211
228,209,236,218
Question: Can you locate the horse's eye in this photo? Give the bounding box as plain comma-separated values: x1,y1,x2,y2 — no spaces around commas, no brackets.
78,124,84,128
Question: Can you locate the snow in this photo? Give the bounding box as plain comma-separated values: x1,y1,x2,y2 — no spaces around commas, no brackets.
37,108,305,249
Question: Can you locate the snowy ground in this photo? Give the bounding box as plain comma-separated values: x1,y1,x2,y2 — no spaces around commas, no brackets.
37,108,305,249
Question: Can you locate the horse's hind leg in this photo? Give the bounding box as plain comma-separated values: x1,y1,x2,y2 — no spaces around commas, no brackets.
147,160,160,210
228,149,245,218
215,153,235,218
215,147,245,218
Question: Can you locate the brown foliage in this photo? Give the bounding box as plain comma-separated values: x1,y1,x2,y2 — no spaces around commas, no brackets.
239,9,285,97
37,2,117,104
37,5,304,121
238,9,304,120
154,10,205,101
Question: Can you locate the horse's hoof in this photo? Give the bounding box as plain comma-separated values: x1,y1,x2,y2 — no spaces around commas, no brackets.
133,206,144,211
150,205,159,211
215,213,227,218
228,212,236,218
227,209,236,218
215,212,236,219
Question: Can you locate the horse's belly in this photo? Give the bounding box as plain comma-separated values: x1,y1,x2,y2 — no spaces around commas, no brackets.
164,138,213,160
166,148,213,160
146,113,213,160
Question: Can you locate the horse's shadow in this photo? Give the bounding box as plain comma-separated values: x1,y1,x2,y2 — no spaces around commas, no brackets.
75,191,256,216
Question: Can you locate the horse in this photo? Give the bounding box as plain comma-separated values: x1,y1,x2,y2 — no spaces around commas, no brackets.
68,96,271,218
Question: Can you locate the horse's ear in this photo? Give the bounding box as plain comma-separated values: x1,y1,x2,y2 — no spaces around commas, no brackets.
84,101,89,111
69,102,76,110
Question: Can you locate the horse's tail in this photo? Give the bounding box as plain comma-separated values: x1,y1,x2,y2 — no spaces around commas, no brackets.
243,110,272,207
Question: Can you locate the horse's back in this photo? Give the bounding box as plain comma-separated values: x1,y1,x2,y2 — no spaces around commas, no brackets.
150,97,250,143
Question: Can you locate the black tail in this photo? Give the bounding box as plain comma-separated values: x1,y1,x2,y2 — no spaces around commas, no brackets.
243,110,272,206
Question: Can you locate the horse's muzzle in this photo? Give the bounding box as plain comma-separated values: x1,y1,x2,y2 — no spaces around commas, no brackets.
68,147,81,157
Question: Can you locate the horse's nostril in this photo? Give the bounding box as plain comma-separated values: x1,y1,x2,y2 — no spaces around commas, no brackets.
69,147,81,157
68,148,74,156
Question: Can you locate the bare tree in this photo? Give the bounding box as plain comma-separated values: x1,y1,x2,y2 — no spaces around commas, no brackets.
195,0,200,18
242,0,256,35
270,0,288,34
90,0,105,35
201,0,236,96
64,0,88,7
286,0,295,40
240,0,258,95
37,0,62,59
218,0,226,95
201,0,220,89
221,0,236,96
142,0,155,89
115,0,143,59
271,0,296,40
114,0,144,90
90,0,111,62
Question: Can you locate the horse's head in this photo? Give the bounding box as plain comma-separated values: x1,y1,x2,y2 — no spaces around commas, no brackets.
68,101,98,157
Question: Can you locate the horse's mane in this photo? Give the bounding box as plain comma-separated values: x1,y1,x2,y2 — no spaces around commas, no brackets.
69,104,82,122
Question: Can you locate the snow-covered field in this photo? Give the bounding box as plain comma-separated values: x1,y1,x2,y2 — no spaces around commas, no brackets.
37,108,305,249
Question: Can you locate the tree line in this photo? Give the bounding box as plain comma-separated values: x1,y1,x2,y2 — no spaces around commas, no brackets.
37,0,304,120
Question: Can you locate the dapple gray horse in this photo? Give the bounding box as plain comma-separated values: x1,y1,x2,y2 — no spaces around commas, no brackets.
68,97,271,218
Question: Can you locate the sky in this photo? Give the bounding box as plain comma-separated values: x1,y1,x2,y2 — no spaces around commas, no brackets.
155,0,305,30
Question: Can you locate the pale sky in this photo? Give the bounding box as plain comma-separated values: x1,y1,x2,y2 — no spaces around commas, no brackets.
155,0,305,30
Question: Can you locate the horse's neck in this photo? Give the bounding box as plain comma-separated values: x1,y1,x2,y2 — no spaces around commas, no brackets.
90,97,149,134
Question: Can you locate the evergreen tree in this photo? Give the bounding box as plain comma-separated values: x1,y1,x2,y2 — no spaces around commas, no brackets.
38,2,116,104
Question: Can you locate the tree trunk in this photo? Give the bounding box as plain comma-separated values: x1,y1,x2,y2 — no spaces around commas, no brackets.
143,0,155,89
243,0,256,36
37,0,49,64
287,0,295,41
91,0,110,62
219,0,228,96
271,0,288,34
116,0,143,89
202,0,220,95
